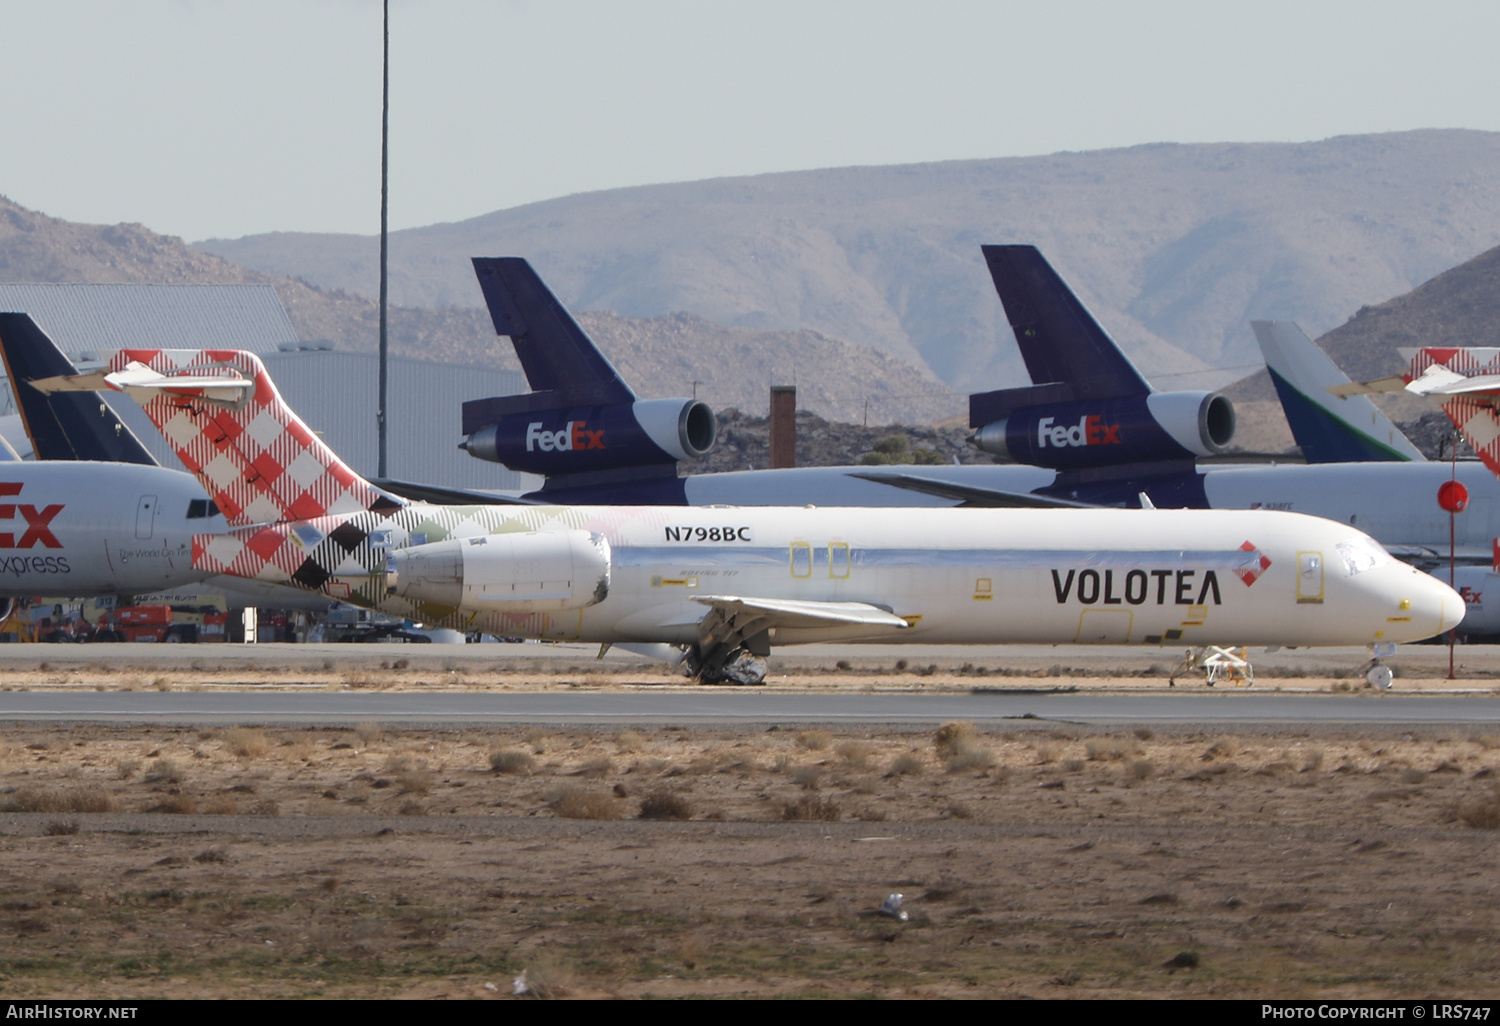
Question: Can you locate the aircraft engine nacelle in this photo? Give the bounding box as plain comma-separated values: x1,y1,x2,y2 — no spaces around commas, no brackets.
385,530,611,613
460,398,716,475
970,392,1235,470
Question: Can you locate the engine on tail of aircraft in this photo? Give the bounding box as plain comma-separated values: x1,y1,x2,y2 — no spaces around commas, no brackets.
970,391,1235,470
385,530,611,612
460,397,716,476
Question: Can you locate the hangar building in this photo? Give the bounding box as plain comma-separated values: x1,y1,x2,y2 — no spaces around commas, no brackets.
0,283,532,492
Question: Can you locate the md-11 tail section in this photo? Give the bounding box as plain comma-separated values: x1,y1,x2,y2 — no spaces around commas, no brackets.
967,246,1235,473
461,258,715,487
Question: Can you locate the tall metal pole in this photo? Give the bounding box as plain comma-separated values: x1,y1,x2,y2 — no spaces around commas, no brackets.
377,0,390,478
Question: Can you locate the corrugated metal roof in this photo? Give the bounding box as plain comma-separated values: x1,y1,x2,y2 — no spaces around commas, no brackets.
0,283,298,355
0,284,535,492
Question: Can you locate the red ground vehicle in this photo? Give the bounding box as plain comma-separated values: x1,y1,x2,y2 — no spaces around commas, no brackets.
93,605,226,643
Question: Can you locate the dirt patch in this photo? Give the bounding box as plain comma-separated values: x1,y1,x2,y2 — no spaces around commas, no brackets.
2,720,1500,997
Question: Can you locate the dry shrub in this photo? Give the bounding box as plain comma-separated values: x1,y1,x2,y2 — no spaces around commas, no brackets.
835,740,873,769
636,756,672,775
1474,734,1500,750
577,756,614,779
1063,758,1086,773
946,801,974,820
146,758,184,783
490,748,536,775
771,753,793,773
398,800,427,816
151,794,198,815
1456,791,1500,829
199,798,238,815
1203,738,1240,760
1301,749,1325,774
638,788,694,820
934,721,978,757
1133,727,1155,741
382,753,415,773
250,799,279,816
796,729,832,751
1400,768,1429,785
45,821,79,836
115,758,141,780
855,806,888,822
946,744,995,773
782,795,841,821
523,727,553,753
548,785,621,820
1086,736,1142,761
791,765,823,790
617,729,647,752
152,676,172,692
354,722,382,746
224,727,271,759
397,769,433,794
1034,743,1060,765
7,787,116,813
886,752,923,777
1128,759,1155,781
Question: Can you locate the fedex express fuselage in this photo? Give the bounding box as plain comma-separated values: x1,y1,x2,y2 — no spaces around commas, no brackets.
0,461,215,596
197,500,1458,651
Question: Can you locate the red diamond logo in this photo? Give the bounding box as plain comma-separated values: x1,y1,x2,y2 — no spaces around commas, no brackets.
1235,540,1272,587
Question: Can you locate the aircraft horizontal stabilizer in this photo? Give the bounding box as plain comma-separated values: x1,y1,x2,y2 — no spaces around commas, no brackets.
33,362,253,407
1325,377,1411,398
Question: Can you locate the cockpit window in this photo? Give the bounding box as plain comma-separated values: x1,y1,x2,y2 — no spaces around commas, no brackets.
1337,537,1391,577
186,499,222,520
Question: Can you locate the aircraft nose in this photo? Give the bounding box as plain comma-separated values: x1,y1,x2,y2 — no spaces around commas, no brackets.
1409,570,1464,638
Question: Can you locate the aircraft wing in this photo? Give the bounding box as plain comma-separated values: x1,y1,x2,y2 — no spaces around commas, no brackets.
692,595,910,631
689,594,909,663
848,470,1095,508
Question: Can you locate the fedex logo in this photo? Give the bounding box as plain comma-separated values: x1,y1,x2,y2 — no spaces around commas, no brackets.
525,421,605,453
1037,415,1121,449
0,483,62,549
1461,586,1483,606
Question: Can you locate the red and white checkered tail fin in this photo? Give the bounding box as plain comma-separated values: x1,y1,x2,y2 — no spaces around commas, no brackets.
1407,347,1500,480
112,349,406,527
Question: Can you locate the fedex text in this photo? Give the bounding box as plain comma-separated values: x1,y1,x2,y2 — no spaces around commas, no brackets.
1052,568,1222,606
1036,415,1121,449
526,421,604,453
0,483,61,549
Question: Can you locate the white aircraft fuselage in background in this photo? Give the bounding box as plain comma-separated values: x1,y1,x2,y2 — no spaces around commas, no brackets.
0,461,214,597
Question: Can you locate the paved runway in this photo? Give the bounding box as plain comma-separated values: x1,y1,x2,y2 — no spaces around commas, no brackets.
3,689,1497,729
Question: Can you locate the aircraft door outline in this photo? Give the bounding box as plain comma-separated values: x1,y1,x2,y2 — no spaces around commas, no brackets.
135,495,157,540
789,542,811,578
1297,550,1324,604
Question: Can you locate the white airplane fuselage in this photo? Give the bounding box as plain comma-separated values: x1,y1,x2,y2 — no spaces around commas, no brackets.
0,461,217,597
202,503,1461,650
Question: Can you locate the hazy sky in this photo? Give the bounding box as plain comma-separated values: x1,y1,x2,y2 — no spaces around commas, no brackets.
5,0,1499,242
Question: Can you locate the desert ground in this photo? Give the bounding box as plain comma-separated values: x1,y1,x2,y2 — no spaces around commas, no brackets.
1,646,1499,999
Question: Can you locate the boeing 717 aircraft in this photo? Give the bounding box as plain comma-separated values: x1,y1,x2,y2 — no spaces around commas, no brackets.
35,347,1461,683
